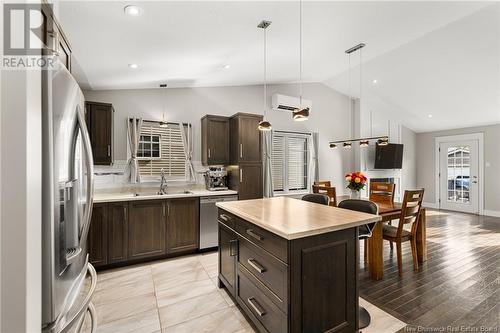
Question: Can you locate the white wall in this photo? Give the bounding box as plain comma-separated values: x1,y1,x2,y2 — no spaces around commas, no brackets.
416,124,500,214
84,82,356,194
1,70,42,333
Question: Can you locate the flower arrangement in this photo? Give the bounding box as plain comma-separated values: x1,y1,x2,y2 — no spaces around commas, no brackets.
345,171,367,192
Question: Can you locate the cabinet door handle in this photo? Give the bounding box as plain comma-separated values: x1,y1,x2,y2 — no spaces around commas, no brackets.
107,145,111,157
229,239,238,257
240,168,243,183
162,204,165,217
247,297,266,317
167,202,170,217
208,148,211,159
247,258,266,273
220,214,230,222
240,143,243,159
246,229,263,241
123,206,127,221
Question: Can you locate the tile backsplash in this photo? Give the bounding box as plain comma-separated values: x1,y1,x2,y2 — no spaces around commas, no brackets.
93,160,209,189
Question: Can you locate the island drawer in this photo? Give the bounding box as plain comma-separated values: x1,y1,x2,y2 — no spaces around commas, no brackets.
235,218,288,263
218,209,238,229
238,237,288,311
237,270,287,333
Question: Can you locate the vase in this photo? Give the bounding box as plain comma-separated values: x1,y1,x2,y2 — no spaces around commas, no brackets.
350,189,361,199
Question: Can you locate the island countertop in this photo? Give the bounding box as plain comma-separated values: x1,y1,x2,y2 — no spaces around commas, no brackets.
216,196,381,240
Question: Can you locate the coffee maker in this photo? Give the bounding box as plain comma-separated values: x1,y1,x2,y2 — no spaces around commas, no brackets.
204,167,228,191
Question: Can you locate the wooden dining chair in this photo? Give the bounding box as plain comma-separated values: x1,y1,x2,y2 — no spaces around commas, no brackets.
312,185,337,207
370,182,397,249
382,189,425,276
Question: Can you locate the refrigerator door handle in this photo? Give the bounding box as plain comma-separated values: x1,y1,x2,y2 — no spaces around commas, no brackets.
77,105,94,250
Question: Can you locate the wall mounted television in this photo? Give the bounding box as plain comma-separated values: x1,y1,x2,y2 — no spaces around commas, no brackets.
374,143,404,169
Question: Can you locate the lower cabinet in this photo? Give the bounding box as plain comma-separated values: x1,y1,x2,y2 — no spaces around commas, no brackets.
218,222,238,297
108,202,128,264
166,198,200,254
88,203,108,267
128,200,166,260
88,197,200,268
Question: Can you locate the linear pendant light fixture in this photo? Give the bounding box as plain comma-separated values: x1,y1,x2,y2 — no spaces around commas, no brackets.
292,0,309,122
258,20,272,131
328,43,388,149
159,83,168,128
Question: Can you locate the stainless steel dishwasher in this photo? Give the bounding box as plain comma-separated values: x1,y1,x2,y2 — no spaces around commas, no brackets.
199,195,238,249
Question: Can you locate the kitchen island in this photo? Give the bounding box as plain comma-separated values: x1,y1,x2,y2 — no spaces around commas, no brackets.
216,197,381,333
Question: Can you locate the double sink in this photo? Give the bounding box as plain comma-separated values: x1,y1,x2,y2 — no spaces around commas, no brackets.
133,189,193,197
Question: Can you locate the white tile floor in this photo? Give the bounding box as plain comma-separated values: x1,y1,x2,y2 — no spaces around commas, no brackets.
83,252,406,333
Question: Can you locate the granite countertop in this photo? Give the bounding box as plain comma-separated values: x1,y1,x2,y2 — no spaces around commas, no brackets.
93,187,237,203
216,197,381,240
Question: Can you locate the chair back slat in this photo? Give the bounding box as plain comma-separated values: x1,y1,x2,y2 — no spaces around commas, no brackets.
397,189,425,238
369,182,396,204
314,180,332,187
312,185,337,207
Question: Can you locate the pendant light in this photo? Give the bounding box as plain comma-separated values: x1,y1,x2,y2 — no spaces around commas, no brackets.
257,20,272,131
292,0,309,121
159,83,168,128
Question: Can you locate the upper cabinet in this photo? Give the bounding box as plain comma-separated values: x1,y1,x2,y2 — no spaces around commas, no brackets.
229,113,263,164
201,115,229,165
85,101,114,165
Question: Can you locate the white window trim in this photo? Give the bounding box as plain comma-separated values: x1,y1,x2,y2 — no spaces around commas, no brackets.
272,131,311,195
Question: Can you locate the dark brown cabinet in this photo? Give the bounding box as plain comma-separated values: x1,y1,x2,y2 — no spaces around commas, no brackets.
88,204,108,267
218,222,238,297
85,101,113,165
166,198,200,254
41,4,72,71
201,115,229,165
229,113,263,164
227,113,263,200
127,200,166,260
107,202,128,264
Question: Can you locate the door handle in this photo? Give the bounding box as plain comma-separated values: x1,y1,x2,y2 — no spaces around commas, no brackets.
208,148,211,159
240,168,243,183
229,239,238,256
247,297,266,317
107,144,111,157
220,214,231,222
247,258,266,273
240,143,243,159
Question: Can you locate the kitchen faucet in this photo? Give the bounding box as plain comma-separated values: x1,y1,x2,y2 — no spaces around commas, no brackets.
158,168,168,195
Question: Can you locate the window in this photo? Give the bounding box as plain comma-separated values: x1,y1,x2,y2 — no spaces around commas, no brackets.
138,121,188,179
272,132,310,194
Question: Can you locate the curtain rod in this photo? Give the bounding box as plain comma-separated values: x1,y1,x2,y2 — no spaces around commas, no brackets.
274,130,311,136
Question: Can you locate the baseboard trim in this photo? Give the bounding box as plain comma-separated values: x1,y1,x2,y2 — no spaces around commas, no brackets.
423,202,439,209
483,210,500,218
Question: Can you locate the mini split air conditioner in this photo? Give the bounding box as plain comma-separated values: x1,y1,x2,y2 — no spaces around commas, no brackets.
272,93,312,112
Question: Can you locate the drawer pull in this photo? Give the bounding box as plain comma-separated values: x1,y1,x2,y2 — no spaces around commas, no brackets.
247,258,266,273
246,229,264,241
220,214,231,222
247,297,266,317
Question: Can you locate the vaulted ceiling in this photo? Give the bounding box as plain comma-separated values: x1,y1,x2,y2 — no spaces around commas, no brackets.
59,1,499,132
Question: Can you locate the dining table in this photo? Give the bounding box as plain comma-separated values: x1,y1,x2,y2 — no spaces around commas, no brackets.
337,195,427,280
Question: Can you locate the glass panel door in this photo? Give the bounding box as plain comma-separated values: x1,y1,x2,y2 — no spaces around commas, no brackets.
439,140,479,214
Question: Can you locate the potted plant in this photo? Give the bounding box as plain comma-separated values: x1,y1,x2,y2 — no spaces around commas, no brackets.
345,171,367,199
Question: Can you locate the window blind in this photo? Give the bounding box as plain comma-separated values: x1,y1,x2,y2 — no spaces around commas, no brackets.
138,121,187,178
272,132,309,193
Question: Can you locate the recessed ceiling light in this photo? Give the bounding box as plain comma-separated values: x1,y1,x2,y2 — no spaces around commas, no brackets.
428,114,433,118
124,5,142,16
128,63,138,69
372,79,378,84
222,64,231,69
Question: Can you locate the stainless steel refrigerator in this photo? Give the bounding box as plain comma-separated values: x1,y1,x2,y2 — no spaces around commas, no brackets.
42,60,97,333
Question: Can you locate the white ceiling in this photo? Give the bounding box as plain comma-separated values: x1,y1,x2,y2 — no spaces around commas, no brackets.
59,1,499,132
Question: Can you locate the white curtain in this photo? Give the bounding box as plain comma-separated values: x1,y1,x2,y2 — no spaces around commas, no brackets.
308,132,319,188
179,122,196,182
263,130,274,198
124,117,143,183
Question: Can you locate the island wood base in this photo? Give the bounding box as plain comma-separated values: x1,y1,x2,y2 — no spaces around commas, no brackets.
218,208,360,333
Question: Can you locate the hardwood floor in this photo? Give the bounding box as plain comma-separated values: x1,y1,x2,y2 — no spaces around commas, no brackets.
358,209,500,332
